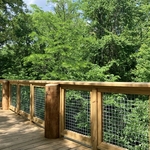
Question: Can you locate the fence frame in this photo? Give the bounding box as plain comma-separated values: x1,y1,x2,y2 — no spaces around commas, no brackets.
8,81,45,127
32,84,45,127
60,85,92,146
0,79,150,150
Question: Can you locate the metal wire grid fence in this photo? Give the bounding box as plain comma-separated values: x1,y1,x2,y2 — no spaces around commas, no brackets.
0,84,2,103
65,89,90,136
34,87,45,120
10,84,17,107
102,93,149,150
20,86,30,114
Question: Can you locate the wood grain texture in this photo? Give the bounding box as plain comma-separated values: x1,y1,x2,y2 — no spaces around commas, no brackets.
30,84,33,122
97,92,103,146
98,142,128,150
91,89,98,150
7,80,150,88
63,130,91,146
2,80,9,110
7,80,150,96
59,87,65,138
0,109,90,150
16,84,20,113
45,84,60,139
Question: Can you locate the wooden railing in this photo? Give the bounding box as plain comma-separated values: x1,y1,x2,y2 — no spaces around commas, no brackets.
9,81,45,127
0,79,150,150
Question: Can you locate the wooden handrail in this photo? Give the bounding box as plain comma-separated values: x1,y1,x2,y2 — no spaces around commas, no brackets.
3,79,150,96
3,79,149,86
7,79,150,86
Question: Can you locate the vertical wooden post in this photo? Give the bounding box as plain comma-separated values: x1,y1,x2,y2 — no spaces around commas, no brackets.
59,87,65,138
45,84,60,139
30,84,34,122
16,84,20,113
2,80,9,110
8,82,11,108
97,91,103,146
91,89,98,150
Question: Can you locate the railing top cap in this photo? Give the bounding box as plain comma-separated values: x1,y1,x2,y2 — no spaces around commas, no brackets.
1,79,150,88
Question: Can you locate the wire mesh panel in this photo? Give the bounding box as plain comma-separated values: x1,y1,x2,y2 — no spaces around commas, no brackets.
65,90,90,136
34,87,45,120
0,84,2,103
10,84,17,107
20,86,30,114
102,93,149,150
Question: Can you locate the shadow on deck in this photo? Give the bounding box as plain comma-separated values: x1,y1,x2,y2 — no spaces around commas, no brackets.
0,110,90,150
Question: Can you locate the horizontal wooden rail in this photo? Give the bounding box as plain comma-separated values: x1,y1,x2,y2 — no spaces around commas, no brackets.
5,80,150,95
3,79,150,87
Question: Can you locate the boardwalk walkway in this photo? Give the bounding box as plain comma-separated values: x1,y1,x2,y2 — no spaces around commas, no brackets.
0,110,91,150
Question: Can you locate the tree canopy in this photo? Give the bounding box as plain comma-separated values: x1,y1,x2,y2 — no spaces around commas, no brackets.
0,0,150,82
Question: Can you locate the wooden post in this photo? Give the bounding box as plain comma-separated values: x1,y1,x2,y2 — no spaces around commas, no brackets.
2,80,9,110
59,87,65,138
45,84,60,139
97,92,103,146
91,89,98,150
30,84,34,122
16,84,20,113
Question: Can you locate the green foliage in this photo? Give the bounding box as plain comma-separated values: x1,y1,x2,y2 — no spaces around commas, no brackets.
85,63,119,81
10,85,17,107
0,0,29,79
22,4,96,80
47,0,81,21
1,0,149,82
34,87,45,120
0,0,27,47
65,90,90,135
20,86,30,113
0,1,149,148
0,10,33,79
133,29,150,82
80,0,149,81
123,100,149,150
103,94,149,149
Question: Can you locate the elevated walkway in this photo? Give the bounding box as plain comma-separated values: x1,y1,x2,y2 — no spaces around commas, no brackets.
0,110,90,150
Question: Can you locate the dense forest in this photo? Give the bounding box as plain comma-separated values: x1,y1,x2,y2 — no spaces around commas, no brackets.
1,1,150,149
0,0,150,82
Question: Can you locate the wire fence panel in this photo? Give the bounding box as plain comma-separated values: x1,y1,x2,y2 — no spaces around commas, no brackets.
102,93,149,150
34,87,45,120
0,84,2,103
20,86,30,114
10,84,17,107
65,90,90,136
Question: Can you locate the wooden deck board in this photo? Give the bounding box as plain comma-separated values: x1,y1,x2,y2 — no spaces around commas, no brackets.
0,110,91,150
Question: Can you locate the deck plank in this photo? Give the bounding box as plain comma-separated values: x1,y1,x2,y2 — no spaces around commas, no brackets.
0,110,91,150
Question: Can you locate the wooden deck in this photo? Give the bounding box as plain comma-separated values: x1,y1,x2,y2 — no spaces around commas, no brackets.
0,109,91,150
